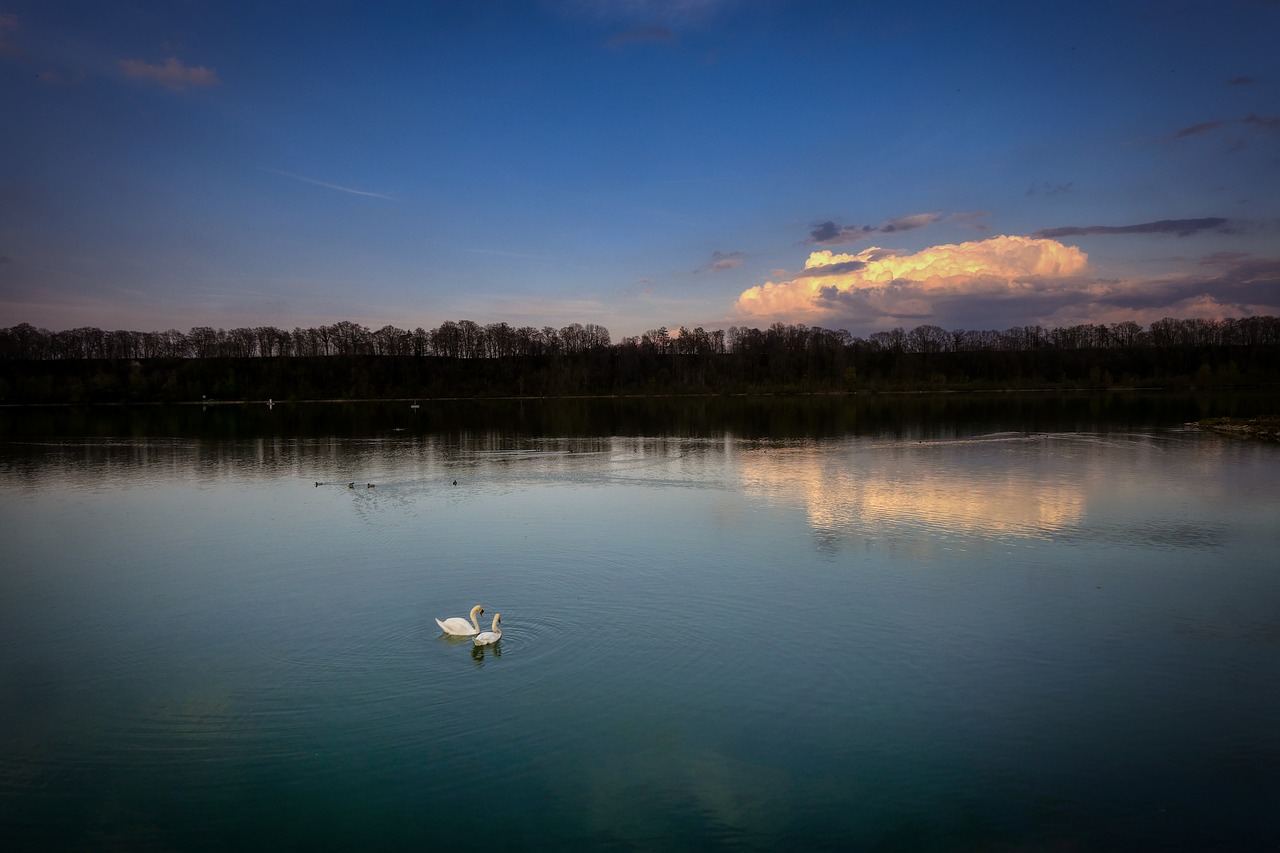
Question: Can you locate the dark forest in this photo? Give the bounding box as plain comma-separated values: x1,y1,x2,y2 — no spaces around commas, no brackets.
3,316,1278,404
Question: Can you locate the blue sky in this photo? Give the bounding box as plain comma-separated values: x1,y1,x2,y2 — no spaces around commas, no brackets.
2,0,1278,340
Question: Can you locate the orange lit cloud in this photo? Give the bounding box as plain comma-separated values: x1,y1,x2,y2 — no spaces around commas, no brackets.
734,235,1089,325
119,56,220,90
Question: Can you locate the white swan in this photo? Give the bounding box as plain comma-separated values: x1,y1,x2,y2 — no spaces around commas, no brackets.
473,613,502,646
436,604,485,636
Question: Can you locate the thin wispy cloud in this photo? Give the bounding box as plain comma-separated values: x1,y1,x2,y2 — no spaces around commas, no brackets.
1171,114,1280,139
946,211,991,232
1226,76,1258,86
1032,218,1232,239
0,12,23,59
268,169,394,200
700,250,743,272
1026,182,1074,197
1196,251,1251,267
806,212,941,246
118,56,220,90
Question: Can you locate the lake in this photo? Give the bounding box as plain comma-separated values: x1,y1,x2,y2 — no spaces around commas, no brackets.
2,394,1279,850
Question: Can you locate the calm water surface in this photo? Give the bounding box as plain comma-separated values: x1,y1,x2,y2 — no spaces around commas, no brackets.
2,398,1279,850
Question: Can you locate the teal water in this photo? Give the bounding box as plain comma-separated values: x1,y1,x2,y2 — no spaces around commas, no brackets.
2,399,1279,850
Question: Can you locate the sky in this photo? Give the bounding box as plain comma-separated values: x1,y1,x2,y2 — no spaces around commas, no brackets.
2,0,1278,341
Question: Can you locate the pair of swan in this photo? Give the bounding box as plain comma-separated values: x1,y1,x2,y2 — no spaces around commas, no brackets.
436,604,503,645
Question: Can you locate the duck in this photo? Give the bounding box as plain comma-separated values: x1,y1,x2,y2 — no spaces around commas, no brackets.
436,604,485,636
473,613,502,646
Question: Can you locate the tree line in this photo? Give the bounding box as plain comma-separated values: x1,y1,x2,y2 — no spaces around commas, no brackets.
0,320,616,361
4,315,1280,362
2,315,1278,404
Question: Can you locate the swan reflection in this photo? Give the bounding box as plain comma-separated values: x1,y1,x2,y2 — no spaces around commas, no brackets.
470,642,501,664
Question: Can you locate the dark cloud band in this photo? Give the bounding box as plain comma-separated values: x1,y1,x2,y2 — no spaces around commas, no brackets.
796,260,867,278
807,213,940,245
1171,113,1280,138
1032,218,1230,239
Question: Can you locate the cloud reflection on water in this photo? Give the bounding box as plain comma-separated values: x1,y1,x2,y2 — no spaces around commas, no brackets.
736,438,1088,543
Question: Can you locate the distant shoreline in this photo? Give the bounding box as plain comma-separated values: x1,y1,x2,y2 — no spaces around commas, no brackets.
1196,417,1280,441
3,385,1275,409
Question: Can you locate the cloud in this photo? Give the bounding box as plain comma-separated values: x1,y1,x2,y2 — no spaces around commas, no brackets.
806,212,941,246
35,69,85,85
807,221,869,245
0,12,22,59
732,233,1280,334
1026,181,1074,196
267,169,394,200
735,235,1090,326
880,212,941,233
1037,255,1280,329
946,211,990,231
1172,118,1233,138
1031,218,1231,239
1196,251,1251,267
795,259,866,277
701,250,743,272
1227,76,1258,86
118,56,220,90
1171,114,1280,139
